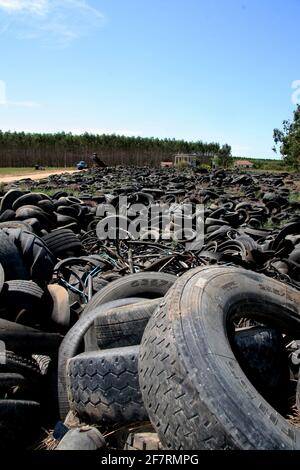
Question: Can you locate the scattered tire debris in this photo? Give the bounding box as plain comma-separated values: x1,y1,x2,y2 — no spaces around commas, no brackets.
0,166,300,450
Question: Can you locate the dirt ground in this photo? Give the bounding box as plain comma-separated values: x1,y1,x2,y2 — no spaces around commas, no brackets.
0,169,81,184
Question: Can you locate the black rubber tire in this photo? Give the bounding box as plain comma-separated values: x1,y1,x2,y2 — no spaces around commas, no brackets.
92,298,160,350
234,326,290,413
4,279,43,299
33,354,51,375
0,209,16,222
139,266,300,450
23,217,41,233
38,199,56,214
42,229,82,258
0,351,42,380
0,189,24,213
0,221,33,232
0,230,29,281
0,400,40,450
52,191,68,200
0,319,62,355
52,222,79,233
0,373,26,389
0,280,45,321
56,214,79,229
58,298,149,420
4,229,55,284
56,206,79,218
0,263,3,294
83,272,176,349
67,346,147,424
15,206,55,231
12,193,43,211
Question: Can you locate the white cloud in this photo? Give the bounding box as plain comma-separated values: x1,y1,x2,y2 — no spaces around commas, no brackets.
6,100,40,107
0,0,105,45
0,1,48,15
0,80,40,107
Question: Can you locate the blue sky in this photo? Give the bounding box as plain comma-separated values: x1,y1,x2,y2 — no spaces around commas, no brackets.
0,0,299,158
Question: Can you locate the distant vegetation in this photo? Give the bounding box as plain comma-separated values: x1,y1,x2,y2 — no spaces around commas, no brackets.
0,131,221,168
232,157,290,171
273,104,300,170
216,144,233,168
0,130,296,172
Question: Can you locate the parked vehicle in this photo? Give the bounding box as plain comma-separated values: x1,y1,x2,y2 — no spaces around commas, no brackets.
76,160,88,170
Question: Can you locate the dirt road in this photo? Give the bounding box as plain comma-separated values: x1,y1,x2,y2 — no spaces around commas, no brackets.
0,169,80,184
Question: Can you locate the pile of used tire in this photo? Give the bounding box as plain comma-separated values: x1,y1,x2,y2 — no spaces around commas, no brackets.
0,166,300,450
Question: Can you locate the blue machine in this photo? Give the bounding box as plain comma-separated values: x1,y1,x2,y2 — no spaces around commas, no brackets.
76,160,88,170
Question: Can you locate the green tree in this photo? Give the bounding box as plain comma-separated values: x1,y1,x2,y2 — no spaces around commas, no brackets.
0,130,226,167
216,144,233,168
273,105,300,169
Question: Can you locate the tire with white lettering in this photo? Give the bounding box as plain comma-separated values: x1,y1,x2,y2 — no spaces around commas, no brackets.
67,346,147,424
139,266,300,450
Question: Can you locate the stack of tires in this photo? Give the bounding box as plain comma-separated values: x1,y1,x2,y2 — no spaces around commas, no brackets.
63,267,300,450
0,226,60,449
60,272,176,426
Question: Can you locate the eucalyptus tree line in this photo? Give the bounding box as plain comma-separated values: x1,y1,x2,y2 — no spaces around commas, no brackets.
0,131,222,167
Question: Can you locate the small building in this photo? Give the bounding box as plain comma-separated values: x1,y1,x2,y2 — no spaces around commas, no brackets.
160,161,174,168
234,160,254,169
174,153,214,167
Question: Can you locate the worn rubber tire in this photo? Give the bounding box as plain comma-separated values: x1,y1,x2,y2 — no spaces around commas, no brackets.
234,326,290,412
0,319,62,355
15,206,55,232
0,263,4,294
0,189,24,213
0,209,16,222
139,266,300,450
4,279,43,299
0,351,42,381
0,400,40,450
12,193,43,211
93,298,160,350
67,346,147,424
42,229,82,258
0,280,46,321
0,221,33,232
83,272,176,349
0,373,26,389
4,229,55,284
0,230,29,281
58,298,149,420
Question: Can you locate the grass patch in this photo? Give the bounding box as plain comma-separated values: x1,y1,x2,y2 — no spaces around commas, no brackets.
289,193,300,203
28,187,81,197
